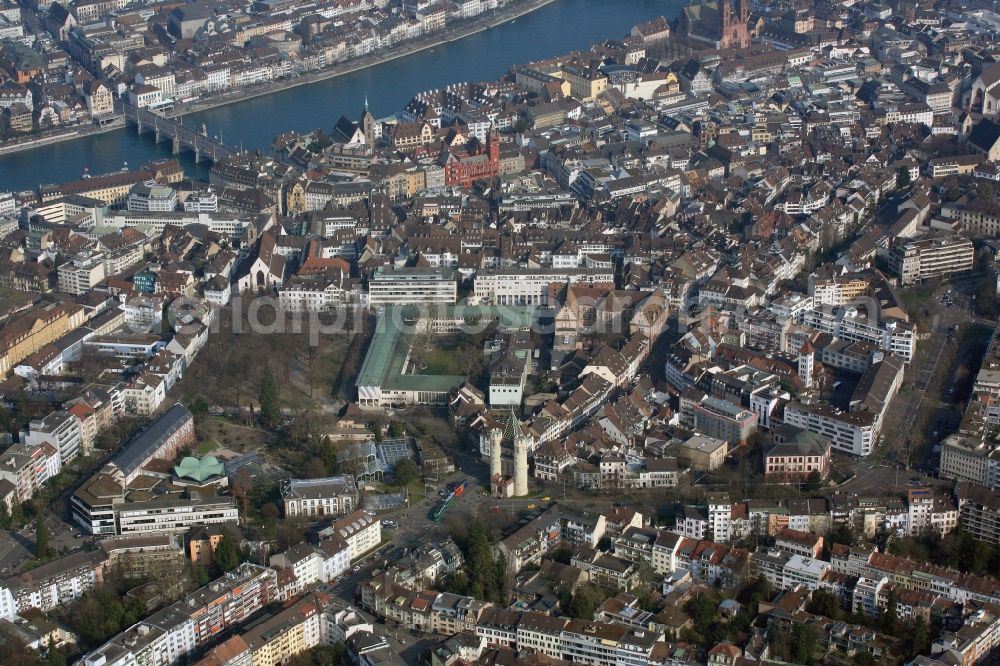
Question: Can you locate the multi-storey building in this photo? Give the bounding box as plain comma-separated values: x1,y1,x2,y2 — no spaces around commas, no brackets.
324,510,381,560
0,302,85,378
939,435,999,488
955,482,1000,545
889,234,974,285
106,403,195,483
782,402,877,457
367,266,457,307
558,618,663,664
942,196,1000,237
932,604,1000,665
0,551,104,619
691,396,758,446
474,268,615,306
269,538,352,600
972,329,1000,425
802,305,915,361
82,564,278,666
98,210,254,245
98,535,186,579
22,410,83,465
281,476,358,518
116,496,239,535
0,442,61,503
278,271,354,312
57,252,106,296
127,183,179,212
677,433,728,471
808,274,871,306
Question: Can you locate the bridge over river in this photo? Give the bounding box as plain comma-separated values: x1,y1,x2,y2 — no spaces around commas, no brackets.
117,101,234,164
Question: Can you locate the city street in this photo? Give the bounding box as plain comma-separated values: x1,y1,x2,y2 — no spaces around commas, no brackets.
831,278,997,492
0,532,29,577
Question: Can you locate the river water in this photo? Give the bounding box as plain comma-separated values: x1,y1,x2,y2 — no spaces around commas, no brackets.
0,0,681,192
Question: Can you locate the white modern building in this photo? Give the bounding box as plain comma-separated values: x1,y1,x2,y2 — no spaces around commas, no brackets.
367,266,457,307
116,496,239,535
783,402,878,457
473,268,614,306
802,305,915,361
127,183,179,212
57,253,106,296
889,235,974,286
22,410,84,464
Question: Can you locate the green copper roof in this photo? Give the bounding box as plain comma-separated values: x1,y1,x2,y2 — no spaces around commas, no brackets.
174,455,224,483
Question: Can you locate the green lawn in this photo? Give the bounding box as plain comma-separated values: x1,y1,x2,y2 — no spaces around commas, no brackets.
424,348,465,376
195,440,217,455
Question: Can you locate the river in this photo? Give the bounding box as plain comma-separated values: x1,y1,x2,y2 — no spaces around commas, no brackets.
0,0,681,192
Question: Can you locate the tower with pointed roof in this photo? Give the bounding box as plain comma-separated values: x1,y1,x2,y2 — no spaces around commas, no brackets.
360,95,376,146
798,338,815,389
486,410,533,497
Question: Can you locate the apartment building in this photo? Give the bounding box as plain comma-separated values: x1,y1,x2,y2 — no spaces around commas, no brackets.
750,549,830,591
939,435,998,488
22,410,83,465
955,482,1000,545
82,564,278,666
57,253,107,295
196,595,373,666
802,305,915,361
472,610,665,666
98,535,186,579
0,551,104,618
889,234,974,285
691,396,758,446
932,604,1000,665
782,402,877,457
269,537,351,598
324,510,381,559
117,374,168,416
367,266,457,307
192,564,278,644
0,442,61,503
972,330,1000,425
559,618,663,664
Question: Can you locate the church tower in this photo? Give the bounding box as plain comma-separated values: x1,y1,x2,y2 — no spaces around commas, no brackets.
720,0,750,50
360,95,376,146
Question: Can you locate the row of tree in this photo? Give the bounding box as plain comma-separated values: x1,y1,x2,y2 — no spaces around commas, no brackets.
441,519,510,605
886,527,1000,577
